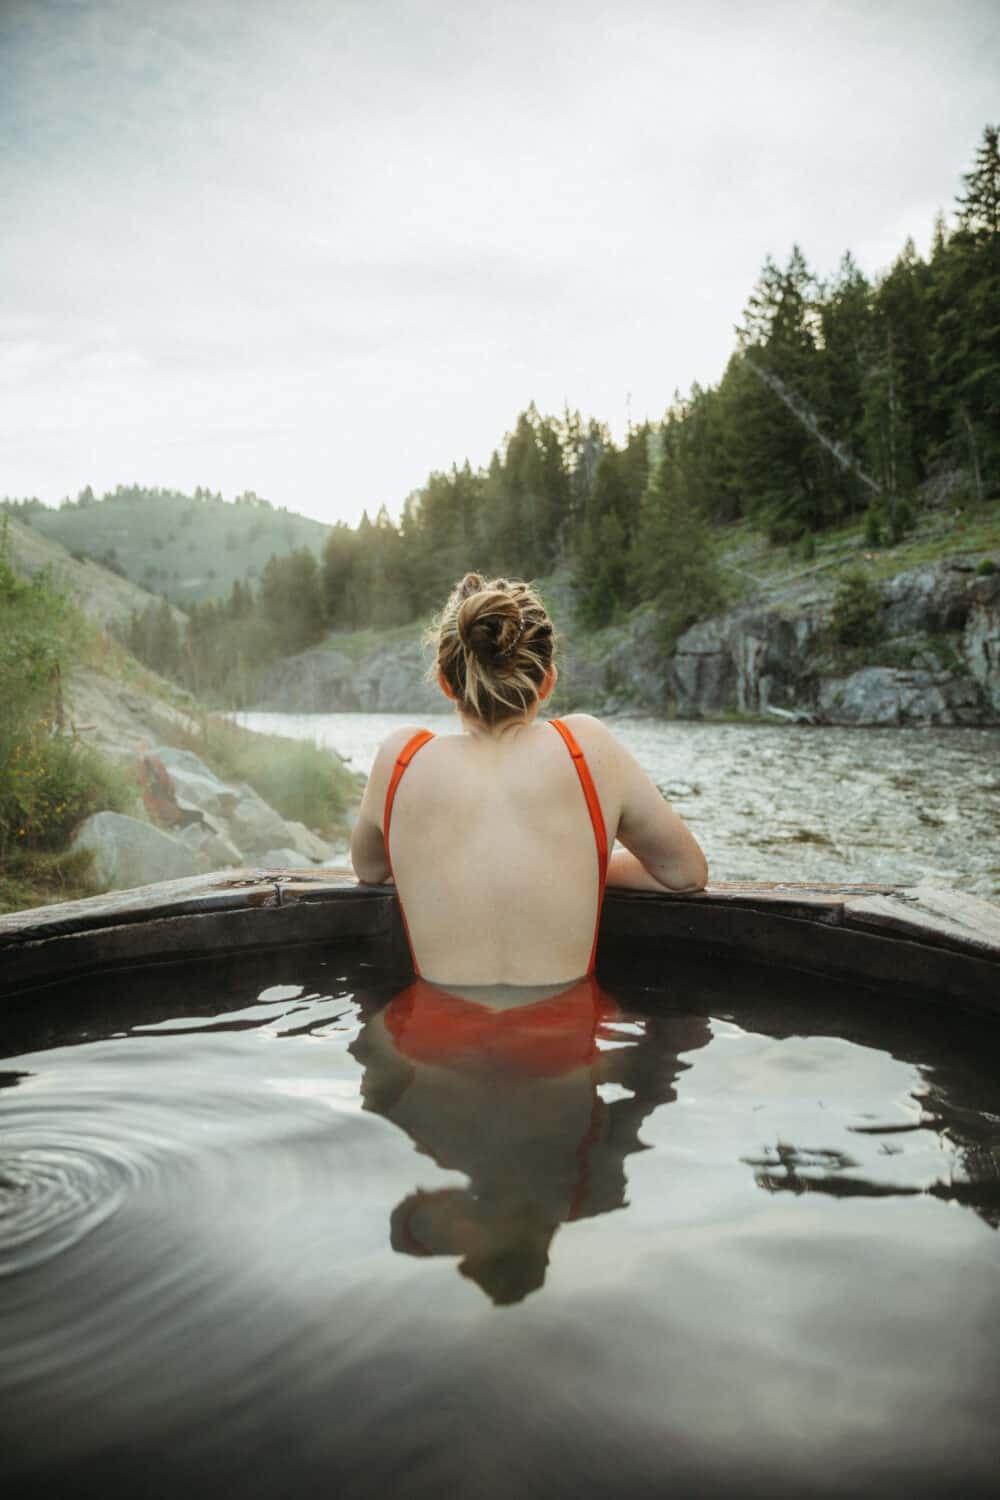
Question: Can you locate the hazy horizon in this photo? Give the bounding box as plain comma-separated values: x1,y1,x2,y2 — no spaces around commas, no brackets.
3,0,998,527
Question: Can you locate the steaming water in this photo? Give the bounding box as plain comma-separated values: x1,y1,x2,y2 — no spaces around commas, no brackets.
236,711,1000,896
2,947,999,1499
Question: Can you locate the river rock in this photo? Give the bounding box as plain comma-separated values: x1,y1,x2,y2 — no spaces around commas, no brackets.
148,747,240,819
72,811,210,889
228,784,303,858
176,820,245,870
283,819,336,862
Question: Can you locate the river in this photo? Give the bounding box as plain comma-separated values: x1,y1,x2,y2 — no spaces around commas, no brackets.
235,712,1000,898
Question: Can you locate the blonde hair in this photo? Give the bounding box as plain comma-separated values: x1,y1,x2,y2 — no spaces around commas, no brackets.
429,573,556,724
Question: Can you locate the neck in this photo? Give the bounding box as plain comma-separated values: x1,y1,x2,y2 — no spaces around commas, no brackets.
457,704,542,738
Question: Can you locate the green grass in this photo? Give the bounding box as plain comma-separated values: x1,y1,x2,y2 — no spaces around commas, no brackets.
319,620,425,660
715,504,1000,597
0,846,102,915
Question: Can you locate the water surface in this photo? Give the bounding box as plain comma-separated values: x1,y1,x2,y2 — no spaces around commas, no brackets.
2,946,999,1498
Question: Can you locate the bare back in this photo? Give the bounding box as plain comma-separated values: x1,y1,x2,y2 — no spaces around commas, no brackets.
387,718,610,984
350,712,707,987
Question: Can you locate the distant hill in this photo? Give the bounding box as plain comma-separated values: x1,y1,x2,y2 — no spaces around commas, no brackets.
11,487,330,604
4,514,187,630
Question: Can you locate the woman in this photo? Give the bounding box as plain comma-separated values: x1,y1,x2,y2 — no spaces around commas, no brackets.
351,572,707,986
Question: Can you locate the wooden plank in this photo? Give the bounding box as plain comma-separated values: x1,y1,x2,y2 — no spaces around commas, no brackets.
606,884,854,925
599,898,1000,1015
843,886,1000,962
0,895,396,996
0,870,278,944
276,869,373,905
0,867,371,947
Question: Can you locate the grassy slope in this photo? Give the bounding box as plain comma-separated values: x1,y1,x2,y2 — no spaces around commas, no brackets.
714,506,1000,604
26,492,329,606
5,514,187,629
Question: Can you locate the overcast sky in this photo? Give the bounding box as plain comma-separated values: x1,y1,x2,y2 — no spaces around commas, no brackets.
2,0,997,526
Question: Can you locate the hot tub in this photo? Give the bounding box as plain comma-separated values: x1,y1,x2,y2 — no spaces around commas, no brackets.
2,874,999,1499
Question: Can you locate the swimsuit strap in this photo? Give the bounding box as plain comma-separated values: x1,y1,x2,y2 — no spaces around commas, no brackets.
548,718,609,974
383,729,435,973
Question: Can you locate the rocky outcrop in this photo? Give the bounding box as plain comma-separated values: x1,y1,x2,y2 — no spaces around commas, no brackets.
671,608,823,717
137,747,342,873
74,745,348,895
815,666,985,727
249,554,1000,727
965,574,1000,715
252,638,442,715
72,811,210,888
669,559,998,726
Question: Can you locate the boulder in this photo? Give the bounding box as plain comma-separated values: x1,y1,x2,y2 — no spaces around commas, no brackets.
228,785,303,859
147,747,239,819
176,820,244,870
72,811,210,890
283,820,335,862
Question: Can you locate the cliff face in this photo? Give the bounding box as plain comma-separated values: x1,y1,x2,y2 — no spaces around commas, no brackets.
253,637,443,716
251,557,1000,727
668,560,998,726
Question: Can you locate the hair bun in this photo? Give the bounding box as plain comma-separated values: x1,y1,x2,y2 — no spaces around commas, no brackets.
456,581,523,664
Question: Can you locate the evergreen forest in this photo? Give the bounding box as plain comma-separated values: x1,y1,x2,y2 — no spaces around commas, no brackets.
9,126,999,702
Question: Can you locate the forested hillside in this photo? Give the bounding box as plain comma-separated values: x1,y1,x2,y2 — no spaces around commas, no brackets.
4,487,329,604
8,127,998,706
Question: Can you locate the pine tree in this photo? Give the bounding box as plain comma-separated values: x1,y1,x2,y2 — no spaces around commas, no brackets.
635,455,724,649
929,125,1000,496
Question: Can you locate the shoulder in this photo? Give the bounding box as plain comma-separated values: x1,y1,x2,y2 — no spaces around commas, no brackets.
553,712,617,754
368,724,432,785
549,712,623,778
379,724,432,755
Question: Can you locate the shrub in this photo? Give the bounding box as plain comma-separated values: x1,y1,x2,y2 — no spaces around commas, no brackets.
15,735,136,850
976,557,997,577
0,519,135,860
0,847,99,915
864,505,883,548
831,567,883,649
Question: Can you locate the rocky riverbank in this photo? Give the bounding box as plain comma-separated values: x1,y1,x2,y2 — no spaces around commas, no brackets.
251,553,1000,727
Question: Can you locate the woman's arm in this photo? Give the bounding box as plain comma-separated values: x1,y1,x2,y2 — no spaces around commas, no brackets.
606,735,708,893
350,727,424,885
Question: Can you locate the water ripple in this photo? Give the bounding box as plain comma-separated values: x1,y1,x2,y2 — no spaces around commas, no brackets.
0,1133,151,1276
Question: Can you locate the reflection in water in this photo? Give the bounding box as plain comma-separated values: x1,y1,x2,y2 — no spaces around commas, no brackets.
350,977,710,1303
744,1090,1000,1227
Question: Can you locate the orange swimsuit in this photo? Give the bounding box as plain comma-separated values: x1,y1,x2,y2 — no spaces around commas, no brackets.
382,717,610,977
384,974,618,1078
